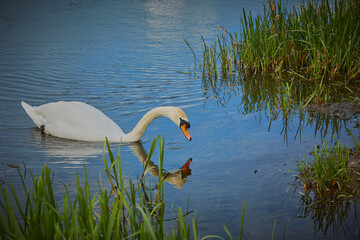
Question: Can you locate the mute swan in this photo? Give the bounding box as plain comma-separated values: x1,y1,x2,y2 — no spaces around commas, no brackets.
21,101,191,142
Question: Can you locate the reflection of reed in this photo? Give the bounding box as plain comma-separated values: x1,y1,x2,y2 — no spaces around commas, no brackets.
129,142,192,189
296,194,358,238
202,74,356,141
202,74,242,108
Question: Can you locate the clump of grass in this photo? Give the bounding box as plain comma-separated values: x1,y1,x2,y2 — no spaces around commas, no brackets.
186,0,360,105
295,138,360,199
196,0,360,81
0,136,218,239
239,0,360,80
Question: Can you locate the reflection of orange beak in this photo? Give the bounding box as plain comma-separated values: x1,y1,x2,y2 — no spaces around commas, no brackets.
180,124,192,141
181,158,192,176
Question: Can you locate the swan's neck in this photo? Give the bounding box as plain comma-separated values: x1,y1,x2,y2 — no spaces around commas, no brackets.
123,107,175,142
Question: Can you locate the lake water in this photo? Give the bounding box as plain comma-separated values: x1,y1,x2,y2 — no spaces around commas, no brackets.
0,0,359,239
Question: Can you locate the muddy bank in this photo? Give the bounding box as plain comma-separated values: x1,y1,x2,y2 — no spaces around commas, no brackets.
306,101,360,121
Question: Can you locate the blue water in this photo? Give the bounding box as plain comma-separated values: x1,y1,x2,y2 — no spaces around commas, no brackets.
0,0,359,239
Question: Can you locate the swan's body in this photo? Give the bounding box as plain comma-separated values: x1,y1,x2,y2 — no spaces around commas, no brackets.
21,101,191,142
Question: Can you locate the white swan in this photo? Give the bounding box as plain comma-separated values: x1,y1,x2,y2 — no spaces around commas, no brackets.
21,101,192,142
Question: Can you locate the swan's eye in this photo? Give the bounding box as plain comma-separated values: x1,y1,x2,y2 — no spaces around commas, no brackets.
179,118,190,129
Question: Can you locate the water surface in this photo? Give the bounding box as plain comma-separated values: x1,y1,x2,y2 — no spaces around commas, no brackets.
0,0,359,239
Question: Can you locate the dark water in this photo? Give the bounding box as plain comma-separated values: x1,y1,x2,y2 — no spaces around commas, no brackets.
0,0,359,239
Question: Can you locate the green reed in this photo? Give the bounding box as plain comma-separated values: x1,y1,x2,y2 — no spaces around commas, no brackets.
186,0,360,105
295,138,360,198
239,0,359,80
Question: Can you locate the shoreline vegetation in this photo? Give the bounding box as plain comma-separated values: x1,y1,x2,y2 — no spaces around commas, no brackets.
185,0,360,106
186,0,360,199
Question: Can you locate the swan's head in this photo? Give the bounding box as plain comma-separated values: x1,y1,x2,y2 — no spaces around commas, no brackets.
167,107,192,141
179,117,191,141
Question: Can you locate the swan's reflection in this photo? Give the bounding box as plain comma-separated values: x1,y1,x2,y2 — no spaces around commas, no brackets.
32,128,103,163
32,128,192,188
128,142,192,189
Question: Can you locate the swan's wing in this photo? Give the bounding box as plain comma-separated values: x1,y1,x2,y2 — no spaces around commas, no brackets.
28,101,124,141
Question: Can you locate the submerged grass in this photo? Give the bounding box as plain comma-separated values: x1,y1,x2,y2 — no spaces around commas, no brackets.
0,135,257,239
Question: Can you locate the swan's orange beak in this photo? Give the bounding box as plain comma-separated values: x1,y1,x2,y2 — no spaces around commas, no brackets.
180,124,192,141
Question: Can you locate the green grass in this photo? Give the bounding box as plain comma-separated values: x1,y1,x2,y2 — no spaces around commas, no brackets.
199,0,360,81
186,0,360,106
239,0,360,80
294,136,360,199
0,135,255,239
